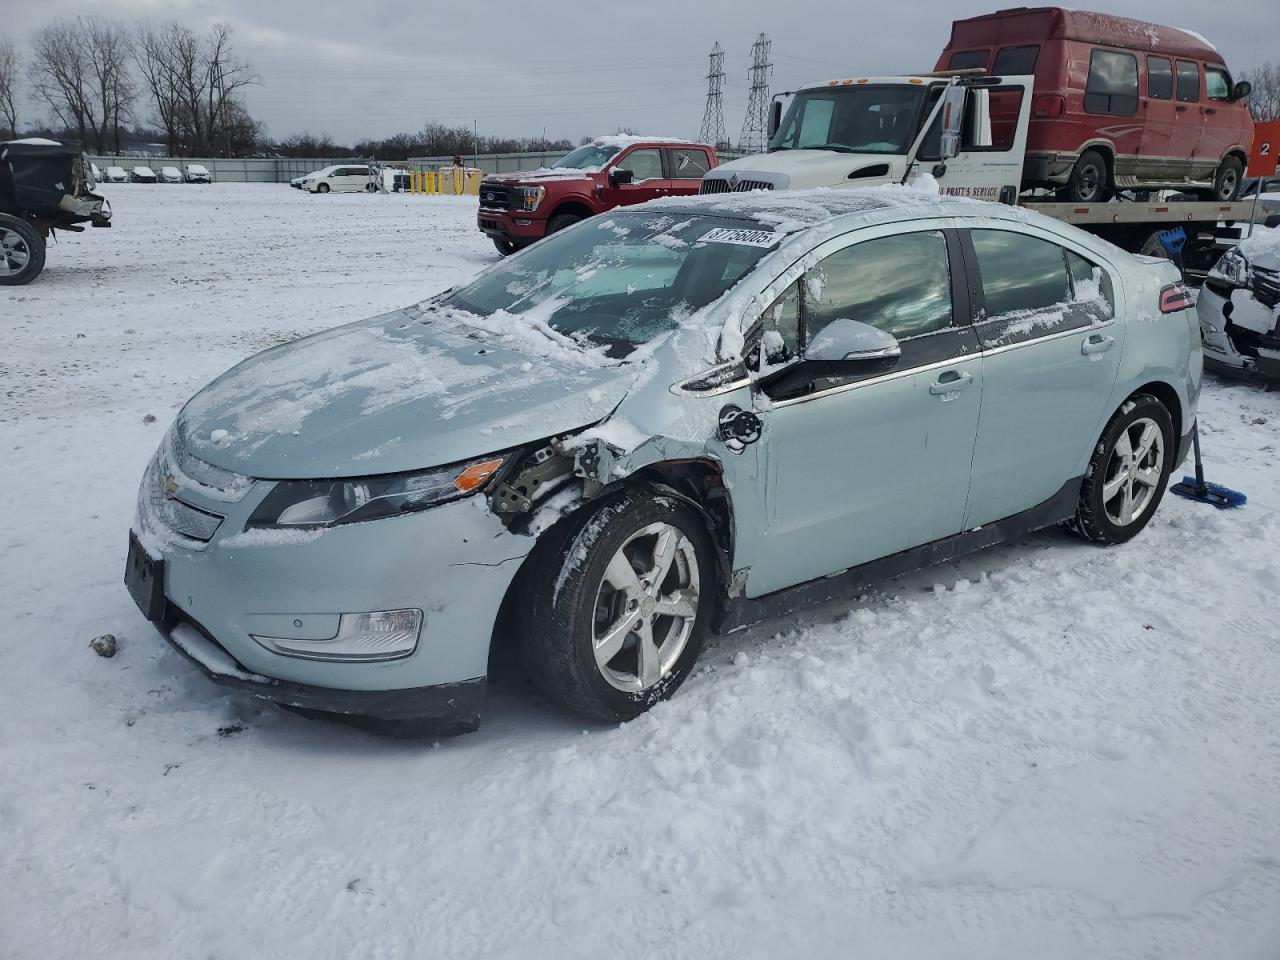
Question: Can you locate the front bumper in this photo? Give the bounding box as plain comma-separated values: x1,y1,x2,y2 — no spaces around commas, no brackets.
1197,282,1280,381
477,207,547,243
128,450,534,734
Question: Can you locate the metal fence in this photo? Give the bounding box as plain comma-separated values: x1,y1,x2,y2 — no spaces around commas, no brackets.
88,149,749,183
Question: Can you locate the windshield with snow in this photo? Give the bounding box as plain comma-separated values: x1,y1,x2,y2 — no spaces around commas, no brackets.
770,85,929,155
442,212,779,357
555,144,623,170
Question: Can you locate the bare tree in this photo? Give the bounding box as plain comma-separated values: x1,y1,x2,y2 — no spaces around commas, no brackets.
1242,62,1280,123
0,36,19,138
29,18,135,152
132,21,257,156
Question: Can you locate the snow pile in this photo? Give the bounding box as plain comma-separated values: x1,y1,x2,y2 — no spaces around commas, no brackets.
1237,225,1280,265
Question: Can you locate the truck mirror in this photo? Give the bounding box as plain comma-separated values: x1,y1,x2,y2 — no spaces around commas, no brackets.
768,101,782,139
608,168,634,186
940,85,967,160
1232,80,1252,101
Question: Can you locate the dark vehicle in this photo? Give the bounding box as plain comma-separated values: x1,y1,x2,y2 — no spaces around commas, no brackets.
0,139,111,286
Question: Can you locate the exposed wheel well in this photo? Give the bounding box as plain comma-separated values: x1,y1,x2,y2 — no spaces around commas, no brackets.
1085,144,1116,189
549,201,594,222
1127,380,1183,443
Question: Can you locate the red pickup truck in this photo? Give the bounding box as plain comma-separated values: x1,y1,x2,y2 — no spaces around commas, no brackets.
477,137,718,255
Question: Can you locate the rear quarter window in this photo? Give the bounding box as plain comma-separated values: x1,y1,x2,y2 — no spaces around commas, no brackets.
993,45,1040,75
1085,49,1139,116
948,50,990,70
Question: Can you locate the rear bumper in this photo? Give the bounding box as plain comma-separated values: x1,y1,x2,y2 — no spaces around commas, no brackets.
477,208,547,243
1023,151,1078,187
159,615,485,737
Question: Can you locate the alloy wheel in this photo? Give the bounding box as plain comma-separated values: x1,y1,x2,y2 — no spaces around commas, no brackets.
0,227,30,278
591,521,700,693
1102,417,1164,527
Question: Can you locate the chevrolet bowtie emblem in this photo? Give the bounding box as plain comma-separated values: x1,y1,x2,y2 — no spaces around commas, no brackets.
162,473,179,497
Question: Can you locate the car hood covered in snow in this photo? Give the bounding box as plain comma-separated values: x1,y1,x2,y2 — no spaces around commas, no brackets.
177,307,636,479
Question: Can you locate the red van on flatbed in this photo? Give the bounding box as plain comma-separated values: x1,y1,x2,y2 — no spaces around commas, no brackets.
936,7,1254,202
477,137,717,256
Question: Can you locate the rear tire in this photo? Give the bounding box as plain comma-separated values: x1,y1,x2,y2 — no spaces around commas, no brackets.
1065,150,1111,203
518,487,716,723
1068,394,1173,545
1203,156,1243,202
0,214,46,286
547,212,583,234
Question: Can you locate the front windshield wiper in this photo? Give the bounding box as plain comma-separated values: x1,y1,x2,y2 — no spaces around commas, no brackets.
809,143,861,154
767,145,790,152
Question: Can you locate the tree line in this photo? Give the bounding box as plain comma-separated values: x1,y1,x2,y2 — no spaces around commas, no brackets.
0,18,586,160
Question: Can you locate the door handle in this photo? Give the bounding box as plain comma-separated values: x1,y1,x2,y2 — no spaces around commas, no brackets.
1081,334,1115,356
929,371,974,395
1176,105,1188,113
1204,107,1216,115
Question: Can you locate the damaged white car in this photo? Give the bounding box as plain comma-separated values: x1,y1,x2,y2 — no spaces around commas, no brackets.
1198,228,1280,382
126,188,1200,736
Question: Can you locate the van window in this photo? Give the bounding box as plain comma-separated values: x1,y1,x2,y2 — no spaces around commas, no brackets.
948,50,989,70
993,45,1040,75
1147,57,1173,100
1176,61,1200,102
1085,49,1139,116
1205,65,1231,101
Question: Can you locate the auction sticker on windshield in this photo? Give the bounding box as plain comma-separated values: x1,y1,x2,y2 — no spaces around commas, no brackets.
698,227,784,248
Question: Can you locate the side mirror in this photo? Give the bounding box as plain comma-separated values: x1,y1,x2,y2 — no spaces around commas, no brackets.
803,318,901,363
1233,80,1252,101
608,167,634,186
768,100,783,139
940,85,967,160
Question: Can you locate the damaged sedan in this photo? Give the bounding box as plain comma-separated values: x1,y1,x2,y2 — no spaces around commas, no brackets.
127,188,1201,736
1198,228,1280,382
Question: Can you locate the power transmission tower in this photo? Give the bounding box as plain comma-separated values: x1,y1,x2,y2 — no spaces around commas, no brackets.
699,42,727,150
738,33,772,154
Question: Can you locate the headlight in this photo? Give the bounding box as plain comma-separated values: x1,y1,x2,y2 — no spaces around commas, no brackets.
1210,248,1252,287
517,186,545,212
248,453,506,528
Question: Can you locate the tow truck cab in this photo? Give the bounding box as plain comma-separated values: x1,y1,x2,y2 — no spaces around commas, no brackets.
477,137,718,256
703,74,1032,202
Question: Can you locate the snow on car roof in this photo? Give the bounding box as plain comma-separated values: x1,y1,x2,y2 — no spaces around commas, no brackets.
590,134,704,147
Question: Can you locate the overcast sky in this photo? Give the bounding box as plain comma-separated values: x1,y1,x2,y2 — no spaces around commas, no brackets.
5,0,1278,145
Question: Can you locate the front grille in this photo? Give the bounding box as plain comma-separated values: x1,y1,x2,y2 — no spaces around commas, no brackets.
479,218,501,231
700,177,776,195
139,454,225,542
478,183,512,209
1252,266,1280,310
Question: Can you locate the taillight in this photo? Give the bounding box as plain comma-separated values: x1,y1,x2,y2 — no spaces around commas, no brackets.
1159,282,1193,313
1032,94,1065,118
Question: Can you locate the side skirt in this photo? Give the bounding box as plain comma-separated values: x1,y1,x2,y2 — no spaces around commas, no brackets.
715,476,1083,635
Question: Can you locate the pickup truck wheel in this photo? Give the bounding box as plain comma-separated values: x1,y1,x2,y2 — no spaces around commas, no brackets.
1065,150,1110,203
547,212,583,234
518,488,715,723
0,215,45,286
492,238,519,256
365,182,377,193
1204,157,1243,201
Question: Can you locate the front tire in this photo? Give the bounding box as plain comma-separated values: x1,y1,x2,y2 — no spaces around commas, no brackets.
0,214,46,286
1069,394,1173,545
316,182,330,194
519,488,716,722
491,237,519,256
547,212,583,235
1065,150,1110,203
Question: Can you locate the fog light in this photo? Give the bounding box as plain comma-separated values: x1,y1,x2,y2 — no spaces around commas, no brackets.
253,609,422,661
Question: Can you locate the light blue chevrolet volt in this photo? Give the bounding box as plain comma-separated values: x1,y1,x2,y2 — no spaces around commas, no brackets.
127,188,1200,735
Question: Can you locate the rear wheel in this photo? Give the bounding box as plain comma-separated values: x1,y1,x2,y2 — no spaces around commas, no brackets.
1069,394,1173,545
1203,156,1243,201
518,488,716,723
0,215,46,286
1065,150,1111,203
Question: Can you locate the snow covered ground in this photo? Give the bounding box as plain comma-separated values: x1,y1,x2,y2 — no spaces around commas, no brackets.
3,184,1280,960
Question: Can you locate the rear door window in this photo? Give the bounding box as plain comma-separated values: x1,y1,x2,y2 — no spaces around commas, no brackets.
948,50,990,70
668,148,710,180
1176,61,1200,102
1147,57,1173,99
993,45,1040,75
1085,49,1139,116
1205,65,1231,100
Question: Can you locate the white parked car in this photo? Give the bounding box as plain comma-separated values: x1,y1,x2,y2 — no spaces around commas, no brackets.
302,164,372,194
89,161,102,185
159,165,183,184
184,164,211,184
104,165,129,183
131,166,158,183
